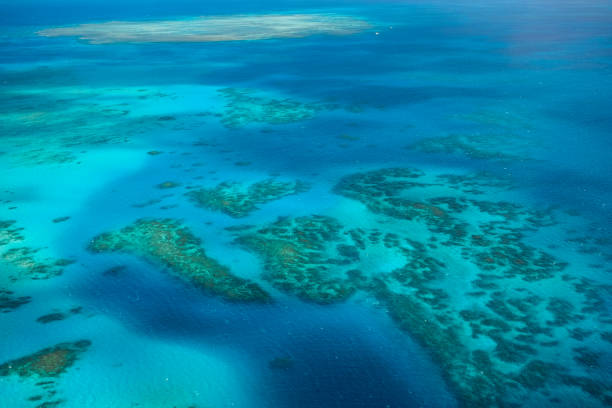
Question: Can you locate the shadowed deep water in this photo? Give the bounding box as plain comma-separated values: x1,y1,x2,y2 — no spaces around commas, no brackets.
0,1,611,407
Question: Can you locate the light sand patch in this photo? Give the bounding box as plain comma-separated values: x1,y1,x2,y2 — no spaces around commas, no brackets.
37,14,371,44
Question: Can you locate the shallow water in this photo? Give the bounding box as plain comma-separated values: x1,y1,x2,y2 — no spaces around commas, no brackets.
1,1,611,407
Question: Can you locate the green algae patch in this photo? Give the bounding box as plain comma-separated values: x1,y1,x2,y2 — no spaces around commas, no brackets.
218,88,337,128
333,167,612,407
0,340,91,378
88,218,271,302
186,179,310,218
233,215,375,304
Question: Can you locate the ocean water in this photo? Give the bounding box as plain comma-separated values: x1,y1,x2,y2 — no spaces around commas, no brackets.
0,1,611,407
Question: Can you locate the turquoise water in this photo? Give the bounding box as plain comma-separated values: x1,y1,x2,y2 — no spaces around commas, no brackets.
1,1,611,407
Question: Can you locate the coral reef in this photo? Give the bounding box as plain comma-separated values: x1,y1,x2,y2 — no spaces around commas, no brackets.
102,265,126,277
330,167,612,407
269,356,294,370
2,248,74,282
88,218,271,302
36,313,66,324
37,14,371,44
410,133,523,161
1,340,91,408
36,307,81,324
410,108,537,161
0,87,167,167
1,220,74,282
0,340,91,378
217,88,337,128
0,289,31,312
233,215,363,303
186,179,310,218
452,109,533,130
0,220,25,246
156,181,181,189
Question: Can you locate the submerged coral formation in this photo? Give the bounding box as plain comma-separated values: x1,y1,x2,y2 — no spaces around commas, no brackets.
331,167,612,407
156,181,182,189
37,14,371,44
0,220,24,246
0,220,74,282
410,133,526,161
225,166,612,406
233,215,366,303
186,179,310,218
88,218,271,302
0,86,166,167
0,340,91,378
1,248,74,282
36,308,81,324
0,340,91,408
0,289,31,312
268,356,294,370
217,88,337,128
410,108,538,161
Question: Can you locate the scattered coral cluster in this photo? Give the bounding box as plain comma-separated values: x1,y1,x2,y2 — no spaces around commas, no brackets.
233,215,366,303
332,168,612,407
80,164,611,407
0,87,167,167
217,88,337,128
186,179,310,218
219,167,611,406
0,289,31,313
0,220,74,282
410,109,536,161
410,133,525,161
0,220,24,246
0,340,91,378
36,307,83,324
88,218,271,302
0,340,91,407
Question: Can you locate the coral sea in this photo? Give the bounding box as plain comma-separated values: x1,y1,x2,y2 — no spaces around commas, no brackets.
1,0,611,407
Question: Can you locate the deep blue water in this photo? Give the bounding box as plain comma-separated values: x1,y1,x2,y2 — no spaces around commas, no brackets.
1,1,611,407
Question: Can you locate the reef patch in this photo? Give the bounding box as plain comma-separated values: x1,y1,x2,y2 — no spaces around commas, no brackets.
37,14,371,44
1,220,74,282
232,215,402,304
0,340,91,408
217,88,338,128
88,218,271,302
332,167,612,407
0,289,31,312
186,179,310,218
